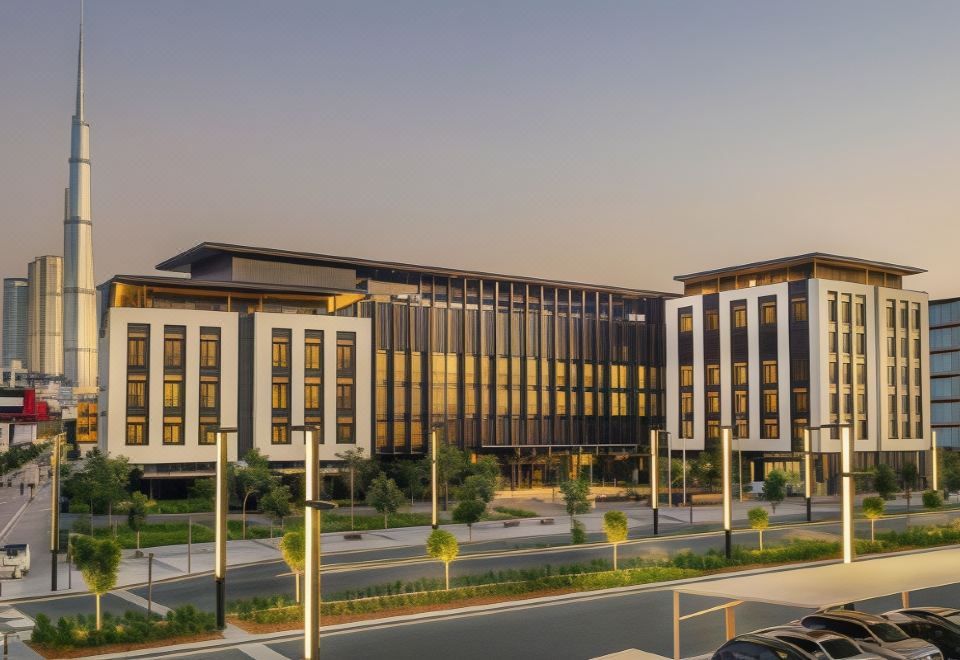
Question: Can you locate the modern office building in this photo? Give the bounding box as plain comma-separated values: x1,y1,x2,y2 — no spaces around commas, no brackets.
98,242,672,484
930,298,960,450
665,254,931,492
28,256,64,379
2,278,29,370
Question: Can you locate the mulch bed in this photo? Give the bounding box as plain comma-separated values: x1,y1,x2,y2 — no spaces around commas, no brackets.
27,632,222,659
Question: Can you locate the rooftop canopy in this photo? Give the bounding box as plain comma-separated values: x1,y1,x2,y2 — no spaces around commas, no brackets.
676,547,960,610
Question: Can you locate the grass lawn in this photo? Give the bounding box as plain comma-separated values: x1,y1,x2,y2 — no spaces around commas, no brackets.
90,520,273,548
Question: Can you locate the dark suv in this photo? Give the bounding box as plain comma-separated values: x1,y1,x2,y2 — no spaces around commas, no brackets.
712,633,818,660
882,612,960,660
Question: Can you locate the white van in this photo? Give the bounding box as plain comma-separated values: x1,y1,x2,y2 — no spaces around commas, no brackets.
1,543,30,578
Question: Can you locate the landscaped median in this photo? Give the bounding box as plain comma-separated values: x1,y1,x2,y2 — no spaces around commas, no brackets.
27,606,219,659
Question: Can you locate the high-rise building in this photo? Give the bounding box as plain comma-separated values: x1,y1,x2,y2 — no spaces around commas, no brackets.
665,253,931,493
2,278,29,370
930,298,960,450
62,9,98,394
28,256,63,378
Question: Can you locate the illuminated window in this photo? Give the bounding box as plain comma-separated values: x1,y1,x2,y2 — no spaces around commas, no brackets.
680,392,693,415
272,333,289,368
762,420,779,439
163,422,183,445
272,382,289,409
163,380,182,408
735,419,748,439
679,312,693,333
793,389,809,413
127,328,148,368
705,310,719,331
762,361,777,385
126,421,146,446
760,302,776,325
763,391,778,414
271,422,290,445
733,363,748,385
164,327,185,369
791,298,807,322
200,330,220,368
305,332,323,371
305,383,321,410
680,365,694,387
734,390,748,414
706,365,720,385
733,305,747,328
707,391,720,413
200,381,218,410
127,380,145,408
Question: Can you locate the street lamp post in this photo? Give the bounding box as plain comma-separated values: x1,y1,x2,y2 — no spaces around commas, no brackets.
214,427,237,630
840,424,854,564
430,428,439,530
666,431,673,508
803,428,813,523
650,429,659,535
721,426,733,560
295,425,335,660
681,435,687,509
931,430,939,493
50,432,64,591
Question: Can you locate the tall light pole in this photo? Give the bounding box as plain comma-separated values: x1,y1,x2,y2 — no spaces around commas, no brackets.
666,431,673,508
931,430,939,492
214,427,236,630
840,424,854,564
650,429,659,535
50,432,64,591
681,435,687,508
430,428,439,530
722,426,732,560
803,428,813,523
295,425,334,660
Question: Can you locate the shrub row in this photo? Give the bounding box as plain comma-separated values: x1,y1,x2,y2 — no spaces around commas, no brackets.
490,506,539,518
73,520,272,549
31,606,215,650
230,565,698,623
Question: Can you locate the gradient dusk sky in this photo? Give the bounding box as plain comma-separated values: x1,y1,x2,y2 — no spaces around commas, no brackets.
1,0,959,297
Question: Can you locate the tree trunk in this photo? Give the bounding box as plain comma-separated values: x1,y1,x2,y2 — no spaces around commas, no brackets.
758,530,763,551
613,544,618,571
444,561,450,590
108,502,113,533
295,571,301,604
95,593,102,630
137,529,141,550
384,513,388,529
243,491,253,539
468,524,473,542
443,484,449,511
871,519,875,542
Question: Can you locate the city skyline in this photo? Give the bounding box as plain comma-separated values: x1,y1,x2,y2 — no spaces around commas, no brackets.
1,0,959,301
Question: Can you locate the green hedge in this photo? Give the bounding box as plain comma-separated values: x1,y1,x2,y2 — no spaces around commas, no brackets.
317,512,435,532
150,498,213,514
31,606,215,650
490,506,539,519
89,520,271,548
230,566,698,623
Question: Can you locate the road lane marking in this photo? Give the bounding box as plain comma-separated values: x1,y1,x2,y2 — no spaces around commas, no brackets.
238,642,291,660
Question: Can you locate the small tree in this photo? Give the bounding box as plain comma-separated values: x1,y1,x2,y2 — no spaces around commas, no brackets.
261,484,293,531
127,491,150,551
335,447,367,531
365,473,405,529
747,506,769,550
426,529,459,590
761,470,788,514
279,530,305,603
901,463,918,513
874,464,898,500
571,518,587,544
862,496,885,542
235,449,277,539
188,477,215,507
602,510,629,570
458,473,497,504
941,451,960,501
71,536,121,630
452,498,486,541
922,489,944,510
560,477,591,532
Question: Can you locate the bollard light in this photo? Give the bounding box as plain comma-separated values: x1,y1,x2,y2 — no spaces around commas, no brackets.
214,427,236,630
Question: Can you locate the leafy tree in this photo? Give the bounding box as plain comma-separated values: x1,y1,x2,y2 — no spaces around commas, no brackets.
670,458,686,489
874,464,898,500
235,449,277,539
279,530,305,603
862,496,885,542
335,447,368,530
602,510,629,570
63,449,131,525
71,536,121,630
127,492,150,551
394,459,426,505
942,451,960,499
560,477,591,532
260,484,293,528
689,448,722,492
761,470,788,514
747,506,769,550
187,478,215,506
434,443,467,511
426,529,459,590
901,462,918,513
457,474,497,505
365,473,406,529
452,498,486,541
922,490,944,510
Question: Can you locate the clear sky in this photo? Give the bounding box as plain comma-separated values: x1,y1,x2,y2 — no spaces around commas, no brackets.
1,0,958,297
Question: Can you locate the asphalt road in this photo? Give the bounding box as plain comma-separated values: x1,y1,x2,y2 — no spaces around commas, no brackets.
133,579,960,660
12,509,957,624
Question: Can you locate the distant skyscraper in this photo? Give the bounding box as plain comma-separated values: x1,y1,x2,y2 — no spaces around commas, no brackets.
62,7,97,393
2,278,29,369
28,256,63,378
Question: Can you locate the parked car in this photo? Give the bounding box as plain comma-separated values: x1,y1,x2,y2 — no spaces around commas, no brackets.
801,611,942,660
755,625,883,659
881,612,960,660
0,543,30,578
894,609,960,635
712,633,818,660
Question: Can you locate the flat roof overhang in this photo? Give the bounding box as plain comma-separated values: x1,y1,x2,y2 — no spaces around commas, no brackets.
674,252,926,284
676,546,960,609
155,242,680,299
